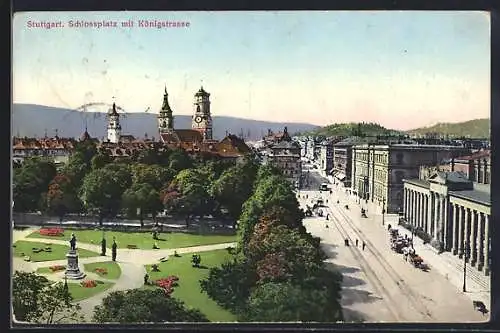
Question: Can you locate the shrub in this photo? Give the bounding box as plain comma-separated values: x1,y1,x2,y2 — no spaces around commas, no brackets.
49,265,66,272
94,268,108,275
81,280,97,288
39,228,64,237
154,276,179,296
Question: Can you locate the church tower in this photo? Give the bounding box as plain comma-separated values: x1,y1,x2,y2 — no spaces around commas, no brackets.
107,102,121,143
192,86,213,140
158,86,174,134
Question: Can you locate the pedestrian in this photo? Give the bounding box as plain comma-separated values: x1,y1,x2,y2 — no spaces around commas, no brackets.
144,273,149,285
356,239,359,247
362,241,366,251
111,237,117,262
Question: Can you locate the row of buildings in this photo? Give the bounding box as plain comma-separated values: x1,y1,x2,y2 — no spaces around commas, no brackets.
298,134,490,276
13,86,252,165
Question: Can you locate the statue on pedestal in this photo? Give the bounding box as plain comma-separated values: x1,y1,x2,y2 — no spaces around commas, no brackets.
65,233,85,280
69,233,77,251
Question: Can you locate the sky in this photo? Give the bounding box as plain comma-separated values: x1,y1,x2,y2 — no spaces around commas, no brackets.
12,11,490,130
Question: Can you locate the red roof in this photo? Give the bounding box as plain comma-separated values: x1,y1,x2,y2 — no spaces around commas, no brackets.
454,149,490,161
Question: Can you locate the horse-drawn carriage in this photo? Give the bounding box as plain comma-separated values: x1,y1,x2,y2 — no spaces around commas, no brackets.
409,254,423,268
391,240,406,253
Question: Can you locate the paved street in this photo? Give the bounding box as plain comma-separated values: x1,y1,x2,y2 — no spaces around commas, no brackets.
297,167,488,323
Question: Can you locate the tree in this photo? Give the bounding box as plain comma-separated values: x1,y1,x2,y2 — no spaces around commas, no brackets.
130,164,173,191
122,183,162,227
211,162,258,227
93,289,208,323
13,157,57,212
91,153,112,170
241,281,343,322
200,258,257,314
79,166,131,225
247,223,325,282
12,271,84,324
170,169,213,227
46,174,81,221
168,149,193,173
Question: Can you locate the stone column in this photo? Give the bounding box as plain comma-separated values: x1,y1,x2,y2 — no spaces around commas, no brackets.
415,192,420,229
442,198,448,249
477,212,484,271
484,214,490,275
471,210,478,266
403,188,408,221
412,191,416,227
407,189,412,222
434,194,440,240
424,194,429,234
418,193,424,228
458,205,464,258
464,208,471,263
452,204,458,255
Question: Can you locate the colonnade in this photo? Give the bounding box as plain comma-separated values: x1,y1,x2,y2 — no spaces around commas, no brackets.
403,187,490,275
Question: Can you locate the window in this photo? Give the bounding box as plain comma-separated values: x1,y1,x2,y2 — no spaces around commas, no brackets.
396,152,404,164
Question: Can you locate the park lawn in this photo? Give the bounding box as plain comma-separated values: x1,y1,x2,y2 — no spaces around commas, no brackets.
67,280,114,302
12,241,100,262
83,261,122,280
144,249,237,322
28,229,236,250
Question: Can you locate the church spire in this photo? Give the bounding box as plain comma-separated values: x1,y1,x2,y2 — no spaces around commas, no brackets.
161,85,172,112
158,85,174,133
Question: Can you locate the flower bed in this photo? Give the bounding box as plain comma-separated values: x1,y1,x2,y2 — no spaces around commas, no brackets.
94,268,108,275
154,275,179,296
81,280,97,288
49,265,66,272
39,228,64,237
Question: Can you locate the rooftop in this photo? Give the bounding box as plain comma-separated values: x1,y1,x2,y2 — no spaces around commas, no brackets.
449,189,490,206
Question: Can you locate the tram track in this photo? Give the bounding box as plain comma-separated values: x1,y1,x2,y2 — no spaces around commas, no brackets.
326,211,402,321
330,203,434,321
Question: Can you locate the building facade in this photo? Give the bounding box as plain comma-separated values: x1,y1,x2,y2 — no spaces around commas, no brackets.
352,144,470,214
265,131,302,187
318,139,334,176
403,172,490,276
444,150,491,185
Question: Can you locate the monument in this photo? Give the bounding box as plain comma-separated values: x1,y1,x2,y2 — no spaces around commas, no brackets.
65,233,86,280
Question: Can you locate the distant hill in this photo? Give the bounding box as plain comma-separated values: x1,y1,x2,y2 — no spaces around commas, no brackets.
406,119,490,139
12,104,319,141
302,122,403,137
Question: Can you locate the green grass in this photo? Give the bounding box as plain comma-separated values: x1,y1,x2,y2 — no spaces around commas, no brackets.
67,280,114,302
12,241,100,262
144,249,237,322
83,261,122,280
28,229,236,250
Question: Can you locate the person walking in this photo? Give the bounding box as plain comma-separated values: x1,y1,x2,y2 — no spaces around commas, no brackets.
362,241,366,251
111,237,117,262
356,239,359,247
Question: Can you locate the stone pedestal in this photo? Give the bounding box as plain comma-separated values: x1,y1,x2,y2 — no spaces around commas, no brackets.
65,250,86,280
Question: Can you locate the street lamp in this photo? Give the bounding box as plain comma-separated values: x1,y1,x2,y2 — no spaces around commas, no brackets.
463,240,469,292
382,198,386,226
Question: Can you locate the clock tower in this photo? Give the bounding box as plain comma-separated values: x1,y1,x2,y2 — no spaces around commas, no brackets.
158,86,174,134
192,86,213,140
